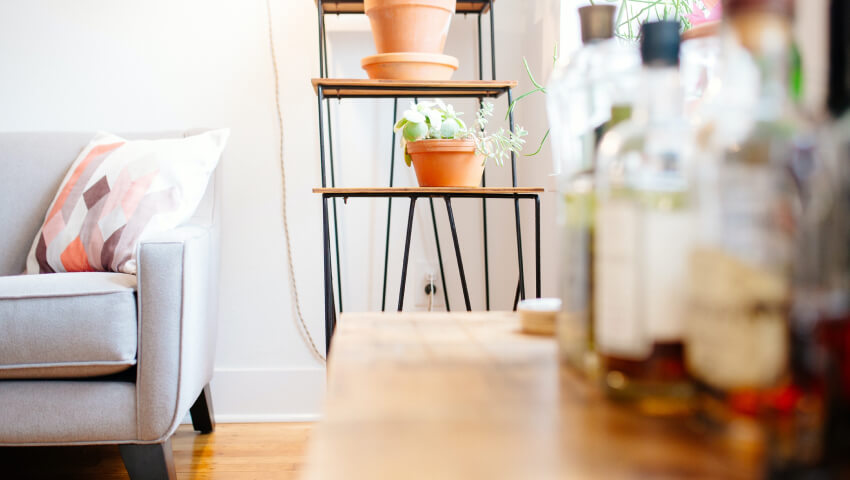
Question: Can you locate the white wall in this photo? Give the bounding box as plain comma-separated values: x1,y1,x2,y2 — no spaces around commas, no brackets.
0,0,561,420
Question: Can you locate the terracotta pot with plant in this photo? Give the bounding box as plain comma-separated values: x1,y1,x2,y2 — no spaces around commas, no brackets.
394,100,528,187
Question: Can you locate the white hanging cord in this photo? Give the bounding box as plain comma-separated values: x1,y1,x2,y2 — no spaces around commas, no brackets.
266,0,327,363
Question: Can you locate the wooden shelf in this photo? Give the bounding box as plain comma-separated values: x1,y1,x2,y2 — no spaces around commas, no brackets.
316,0,492,14
314,187,544,198
313,78,516,98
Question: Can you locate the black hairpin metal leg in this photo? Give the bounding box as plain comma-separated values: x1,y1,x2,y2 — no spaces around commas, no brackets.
317,87,327,187
381,99,399,312
444,198,472,311
429,198,451,311
398,198,417,311
327,120,343,314
317,0,325,78
319,20,343,313
321,11,330,77
489,0,496,81
478,12,484,79
322,195,336,354
478,22,490,311
481,172,490,311
513,279,521,311
507,89,526,302
535,194,541,298
315,9,343,313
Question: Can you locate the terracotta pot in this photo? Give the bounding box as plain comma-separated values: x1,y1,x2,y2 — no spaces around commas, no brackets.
406,139,484,187
364,0,456,54
361,52,458,80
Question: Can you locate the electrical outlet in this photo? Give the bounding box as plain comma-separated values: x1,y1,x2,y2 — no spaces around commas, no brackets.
413,262,443,310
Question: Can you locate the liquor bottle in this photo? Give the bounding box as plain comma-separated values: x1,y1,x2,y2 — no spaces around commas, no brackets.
547,5,640,177
685,0,809,448
547,5,640,376
780,122,846,477
594,20,695,414
781,0,850,475
817,0,850,462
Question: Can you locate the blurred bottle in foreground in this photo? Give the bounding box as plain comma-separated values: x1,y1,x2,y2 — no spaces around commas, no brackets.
548,4,640,377
779,0,850,476
684,0,816,460
594,20,695,415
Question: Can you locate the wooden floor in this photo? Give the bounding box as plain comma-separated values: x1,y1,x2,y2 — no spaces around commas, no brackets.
1,423,313,479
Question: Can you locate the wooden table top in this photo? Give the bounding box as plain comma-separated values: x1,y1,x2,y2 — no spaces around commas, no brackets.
300,312,763,480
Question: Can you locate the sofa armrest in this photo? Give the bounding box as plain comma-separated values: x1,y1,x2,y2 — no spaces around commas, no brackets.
135,224,219,442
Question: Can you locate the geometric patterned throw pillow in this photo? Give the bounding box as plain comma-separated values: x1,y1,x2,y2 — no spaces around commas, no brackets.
25,129,229,275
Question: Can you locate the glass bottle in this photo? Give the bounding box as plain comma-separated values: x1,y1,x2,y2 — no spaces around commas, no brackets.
777,122,845,477
684,0,807,445
782,1,850,474
547,5,640,376
594,20,695,414
815,7,850,463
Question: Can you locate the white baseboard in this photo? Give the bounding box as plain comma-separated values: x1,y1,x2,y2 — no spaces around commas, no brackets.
214,413,322,423
206,366,326,423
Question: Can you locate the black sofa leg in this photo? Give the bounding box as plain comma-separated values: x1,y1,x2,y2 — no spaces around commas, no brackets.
120,438,176,480
190,383,215,434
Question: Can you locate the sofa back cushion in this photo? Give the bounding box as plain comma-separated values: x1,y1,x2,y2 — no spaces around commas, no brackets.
0,130,221,276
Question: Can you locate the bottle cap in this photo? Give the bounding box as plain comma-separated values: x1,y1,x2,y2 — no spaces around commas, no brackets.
640,21,681,66
724,0,794,17
578,5,616,44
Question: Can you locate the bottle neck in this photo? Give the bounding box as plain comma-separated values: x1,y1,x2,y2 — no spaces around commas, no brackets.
754,53,790,121
633,66,682,124
728,12,793,121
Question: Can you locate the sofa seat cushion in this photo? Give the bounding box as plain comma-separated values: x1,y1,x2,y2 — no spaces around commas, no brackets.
0,272,137,379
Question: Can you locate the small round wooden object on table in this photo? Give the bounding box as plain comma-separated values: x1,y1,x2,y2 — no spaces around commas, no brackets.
518,298,562,336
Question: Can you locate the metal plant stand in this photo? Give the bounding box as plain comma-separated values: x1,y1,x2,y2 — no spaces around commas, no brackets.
312,0,541,354
316,186,543,353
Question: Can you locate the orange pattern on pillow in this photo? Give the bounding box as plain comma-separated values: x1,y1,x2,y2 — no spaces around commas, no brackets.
26,130,228,275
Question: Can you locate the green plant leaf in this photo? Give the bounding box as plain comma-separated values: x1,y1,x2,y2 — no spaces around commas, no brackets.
403,121,428,142
505,86,545,120
524,129,550,156
440,120,459,139
404,110,425,123
523,57,544,89
427,110,442,130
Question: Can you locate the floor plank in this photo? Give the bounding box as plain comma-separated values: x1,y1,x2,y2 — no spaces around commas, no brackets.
0,423,312,479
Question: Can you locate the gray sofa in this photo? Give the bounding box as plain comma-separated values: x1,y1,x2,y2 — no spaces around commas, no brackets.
0,131,222,479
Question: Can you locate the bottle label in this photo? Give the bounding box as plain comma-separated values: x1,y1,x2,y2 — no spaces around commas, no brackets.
686,248,789,390
683,155,792,390
595,200,648,358
595,199,693,359
643,210,692,341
